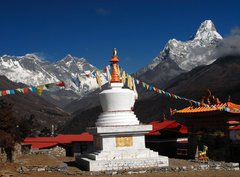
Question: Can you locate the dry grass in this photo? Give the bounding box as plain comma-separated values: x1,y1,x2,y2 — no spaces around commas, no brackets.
18,154,62,166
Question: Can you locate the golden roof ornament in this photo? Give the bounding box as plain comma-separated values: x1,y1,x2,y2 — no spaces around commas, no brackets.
113,48,117,57
110,48,120,83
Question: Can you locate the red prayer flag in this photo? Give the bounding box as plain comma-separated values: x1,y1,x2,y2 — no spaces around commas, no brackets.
170,107,173,116
55,81,65,87
2,90,7,96
24,87,29,93
170,107,176,116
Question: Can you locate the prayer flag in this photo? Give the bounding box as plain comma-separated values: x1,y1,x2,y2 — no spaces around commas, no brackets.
121,71,126,84
136,79,139,85
127,75,133,90
146,84,149,89
24,87,29,93
45,83,54,89
2,90,7,96
36,85,44,96
32,87,37,92
132,78,138,100
149,86,152,91
16,88,22,93
55,81,65,87
96,70,102,89
10,90,15,94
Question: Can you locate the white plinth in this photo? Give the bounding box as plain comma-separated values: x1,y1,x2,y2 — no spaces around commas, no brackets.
76,83,168,171
76,125,169,171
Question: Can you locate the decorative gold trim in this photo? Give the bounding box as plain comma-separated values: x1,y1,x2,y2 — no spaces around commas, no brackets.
116,136,133,147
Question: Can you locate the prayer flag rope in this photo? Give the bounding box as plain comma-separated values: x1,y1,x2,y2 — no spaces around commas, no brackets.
76,66,240,113
131,78,240,113
0,81,65,97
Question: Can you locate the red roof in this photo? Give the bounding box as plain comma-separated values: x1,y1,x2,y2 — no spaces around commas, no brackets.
23,132,93,149
55,133,93,143
229,125,240,130
31,143,58,149
147,120,188,135
176,101,240,114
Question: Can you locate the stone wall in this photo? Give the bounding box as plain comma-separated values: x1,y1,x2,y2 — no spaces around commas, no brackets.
31,145,66,157
0,148,7,163
48,146,66,157
0,143,22,163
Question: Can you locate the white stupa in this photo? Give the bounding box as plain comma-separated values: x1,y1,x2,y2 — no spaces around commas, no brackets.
76,49,168,171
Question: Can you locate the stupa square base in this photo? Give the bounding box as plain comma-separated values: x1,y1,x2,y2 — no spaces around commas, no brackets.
76,125,168,171
76,155,168,171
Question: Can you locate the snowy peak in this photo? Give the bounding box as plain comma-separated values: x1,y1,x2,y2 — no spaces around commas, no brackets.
62,54,75,61
24,53,42,60
57,54,92,72
59,54,85,64
59,54,76,67
194,20,223,41
136,20,224,83
0,53,105,98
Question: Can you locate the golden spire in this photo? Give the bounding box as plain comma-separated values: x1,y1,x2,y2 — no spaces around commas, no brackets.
110,48,120,83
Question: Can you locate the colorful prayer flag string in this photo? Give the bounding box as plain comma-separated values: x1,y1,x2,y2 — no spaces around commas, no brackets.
0,81,65,97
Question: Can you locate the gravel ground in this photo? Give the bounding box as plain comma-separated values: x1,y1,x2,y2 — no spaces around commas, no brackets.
0,154,239,177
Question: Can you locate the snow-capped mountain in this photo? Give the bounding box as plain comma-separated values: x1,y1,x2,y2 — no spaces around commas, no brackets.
0,54,58,85
0,54,107,100
136,20,223,85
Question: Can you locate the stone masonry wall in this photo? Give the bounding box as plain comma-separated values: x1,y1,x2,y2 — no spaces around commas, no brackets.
31,146,66,157
0,143,22,163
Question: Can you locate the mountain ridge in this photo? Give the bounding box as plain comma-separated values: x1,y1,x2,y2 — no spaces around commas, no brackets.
0,53,107,107
135,20,223,88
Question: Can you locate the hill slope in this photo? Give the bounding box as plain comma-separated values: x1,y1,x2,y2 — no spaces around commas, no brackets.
0,76,71,131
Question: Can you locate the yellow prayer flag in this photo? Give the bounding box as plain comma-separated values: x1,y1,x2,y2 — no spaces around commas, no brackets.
36,85,44,96
127,75,133,90
96,70,102,89
122,71,126,84
16,88,22,93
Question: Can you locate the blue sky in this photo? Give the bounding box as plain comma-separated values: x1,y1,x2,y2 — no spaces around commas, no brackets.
0,0,240,73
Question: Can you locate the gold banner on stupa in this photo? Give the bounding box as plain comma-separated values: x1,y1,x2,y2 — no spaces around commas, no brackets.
116,136,133,147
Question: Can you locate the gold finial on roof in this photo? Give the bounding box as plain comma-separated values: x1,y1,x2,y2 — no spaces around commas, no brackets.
110,48,120,83
113,48,117,56
110,48,119,62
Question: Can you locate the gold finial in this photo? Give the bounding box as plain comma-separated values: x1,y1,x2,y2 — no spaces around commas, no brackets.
110,48,119,62
110,48,120,83
113,48,117,57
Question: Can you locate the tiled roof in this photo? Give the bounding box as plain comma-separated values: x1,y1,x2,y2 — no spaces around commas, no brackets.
176,101,240,114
